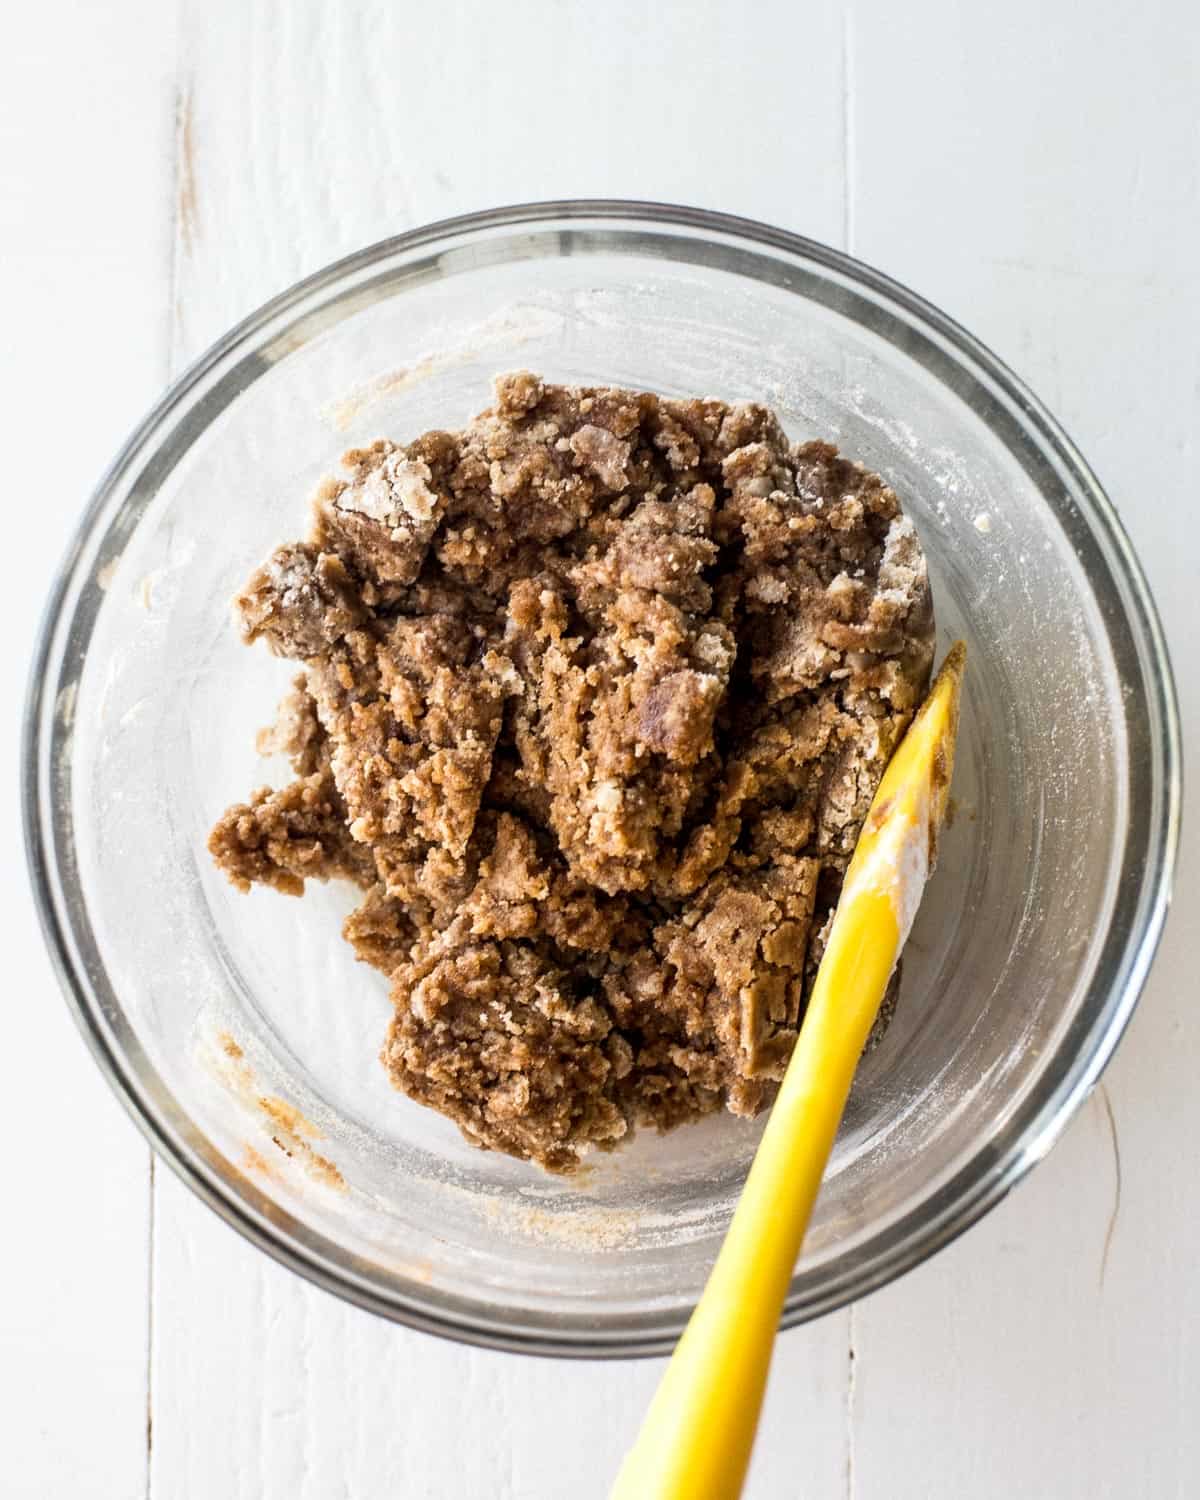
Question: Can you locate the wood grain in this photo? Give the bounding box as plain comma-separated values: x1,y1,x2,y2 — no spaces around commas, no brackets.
0,3,179,1496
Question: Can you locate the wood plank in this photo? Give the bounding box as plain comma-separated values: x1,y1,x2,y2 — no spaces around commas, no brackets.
168,0,850,352
1,2,178,1495
848,1,1199,1493
151,2,853,1497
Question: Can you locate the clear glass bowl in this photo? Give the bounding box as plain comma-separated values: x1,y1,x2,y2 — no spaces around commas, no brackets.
24,203,1180,1357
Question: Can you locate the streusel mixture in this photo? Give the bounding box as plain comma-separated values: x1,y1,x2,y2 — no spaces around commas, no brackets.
209,374,934,1170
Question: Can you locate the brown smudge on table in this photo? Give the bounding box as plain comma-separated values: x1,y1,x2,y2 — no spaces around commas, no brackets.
174,83,199,257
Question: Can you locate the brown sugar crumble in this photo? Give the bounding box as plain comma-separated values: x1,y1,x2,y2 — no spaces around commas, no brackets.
208,374,934,1172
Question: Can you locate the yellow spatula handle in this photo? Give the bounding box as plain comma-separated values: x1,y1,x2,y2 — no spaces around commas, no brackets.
611,643,965,1500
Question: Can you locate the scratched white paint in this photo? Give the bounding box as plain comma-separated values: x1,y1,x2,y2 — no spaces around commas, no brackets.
0,3,177,1496
5,0,1198,1497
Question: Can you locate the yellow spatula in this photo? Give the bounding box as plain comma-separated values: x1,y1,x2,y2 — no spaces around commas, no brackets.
611,641,966,1500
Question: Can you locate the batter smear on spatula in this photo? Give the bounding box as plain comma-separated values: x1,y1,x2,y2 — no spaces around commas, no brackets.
209,374,934,1170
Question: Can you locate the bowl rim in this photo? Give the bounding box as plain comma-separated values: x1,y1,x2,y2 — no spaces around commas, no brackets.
23,198,1183,1357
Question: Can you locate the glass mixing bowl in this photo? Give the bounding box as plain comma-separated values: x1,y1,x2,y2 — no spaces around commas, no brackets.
24,203,1180,1357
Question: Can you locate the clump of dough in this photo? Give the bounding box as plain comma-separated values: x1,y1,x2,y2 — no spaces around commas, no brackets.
209,375,934,1171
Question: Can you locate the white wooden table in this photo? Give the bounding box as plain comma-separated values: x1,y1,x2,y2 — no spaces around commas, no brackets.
4,3,1196,1495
